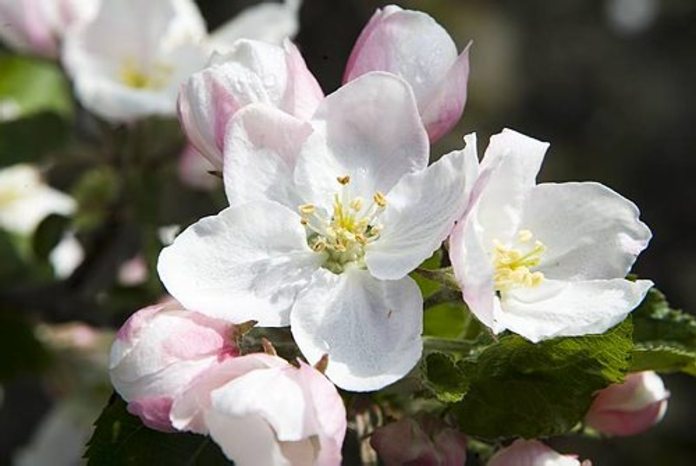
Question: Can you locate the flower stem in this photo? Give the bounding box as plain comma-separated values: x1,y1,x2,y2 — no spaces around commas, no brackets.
414,267,461,291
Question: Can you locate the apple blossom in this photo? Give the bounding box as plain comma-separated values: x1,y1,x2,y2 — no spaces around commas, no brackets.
344,5,471,142
158,72,478,391
370,416,467,466
49,233,84,279
62,0,209,122
585,371,669,436
117,254,149,287
0,0,97,58
109,301,238,431
178,38,323,169
0,164,75,235
171,354,346,466
449,129,653,342
488,440,591,466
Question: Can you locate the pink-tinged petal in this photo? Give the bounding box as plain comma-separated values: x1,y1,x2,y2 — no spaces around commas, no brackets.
585,371,669,436
223,104,313,209
343,6,457,105
109,302,237,431
294,72,428,212
0,0,58,57
127,397,175,432
290,268,423,392
117,254,149,286
421,42,471,142
488,440,587,466
344,6,469,141
177,144,220,191
499,278,653,342
519,182,652,281
282,40,324,120
171,353,286,434
366,144,478,280
157,202,323,326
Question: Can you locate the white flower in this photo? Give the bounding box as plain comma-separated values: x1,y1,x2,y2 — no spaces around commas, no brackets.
62,0,209,122
49,233,84,279
0,164,75,235
158,72,478,391
61,0,304,123
449,129,653,342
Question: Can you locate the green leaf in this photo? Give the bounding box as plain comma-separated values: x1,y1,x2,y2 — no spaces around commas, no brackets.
0,229,26,280
422,352,470,403
85,395,230,466
32,214,71,261
451,320,633,439
630,288,696,375
0,54,72,118
0,112,69,166
424,302,467,339
0,311,50,381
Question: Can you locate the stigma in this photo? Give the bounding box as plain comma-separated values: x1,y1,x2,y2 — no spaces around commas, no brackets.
120,59,172,90
493,229,546,292
298,175,387,273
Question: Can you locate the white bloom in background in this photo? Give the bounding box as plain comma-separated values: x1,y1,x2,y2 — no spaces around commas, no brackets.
171,354,346,466
49,232,84,279
159,72,478,391
178,39,323,169
62,0,209,122
0,164,75,235
207,0,302,54
62,0,304,124
449,129,653,342
0,0,97,58
117,254,149,287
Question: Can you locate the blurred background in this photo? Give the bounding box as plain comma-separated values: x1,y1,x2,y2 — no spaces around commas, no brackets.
1,0,695,464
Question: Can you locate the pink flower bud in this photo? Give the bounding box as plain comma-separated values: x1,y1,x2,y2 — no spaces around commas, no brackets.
488,440,591,466
178,38,323,170
585,371,669,436
344,5,471,142
370,416,467,466
109,301,238,432
171,355,347,466
117,255,149,287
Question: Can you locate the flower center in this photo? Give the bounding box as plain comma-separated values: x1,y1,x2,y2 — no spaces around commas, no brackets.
492,229,546,292
119,59,172,90
299,175,387,274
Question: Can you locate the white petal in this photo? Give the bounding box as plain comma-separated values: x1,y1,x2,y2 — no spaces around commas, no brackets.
223,104,312,209
366,145,478,280
157,202,322,326
293,72,428,210
49,233,84,279
290,268,423,391
519,182,652,280
449,208,497,331
499,278,653,342
207,0,301,52
205,413,294,466
474,128,549,244
170,354,286,434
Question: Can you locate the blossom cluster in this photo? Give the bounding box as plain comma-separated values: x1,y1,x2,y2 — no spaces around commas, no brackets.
0,1,673,465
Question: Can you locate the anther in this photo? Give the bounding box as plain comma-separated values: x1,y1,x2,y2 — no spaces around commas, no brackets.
299,203,316,215
337,175,351,185
373,191,387,208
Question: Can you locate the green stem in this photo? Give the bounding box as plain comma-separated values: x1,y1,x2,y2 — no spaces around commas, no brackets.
415,267,461,291
422,336,476,354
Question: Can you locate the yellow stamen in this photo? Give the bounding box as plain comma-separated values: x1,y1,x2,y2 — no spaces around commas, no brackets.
299,203,316,215
493,231,546,291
